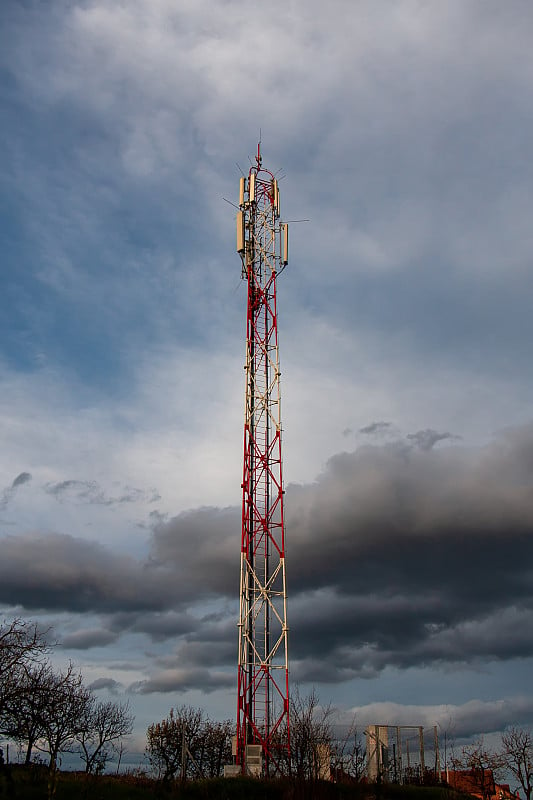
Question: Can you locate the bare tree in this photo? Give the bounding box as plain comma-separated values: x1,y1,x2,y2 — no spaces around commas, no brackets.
198,719,233,778
146,705,206,782
36,663,92,796
332,717,366,782
76,698,134,774
286,687,334,781
0,618,134,791
452,738,504,800
147,707,234,781
1,660,53,764
0,618,49,718
501,727,533,800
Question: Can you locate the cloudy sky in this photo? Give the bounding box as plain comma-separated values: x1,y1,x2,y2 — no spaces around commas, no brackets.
2,0,533,762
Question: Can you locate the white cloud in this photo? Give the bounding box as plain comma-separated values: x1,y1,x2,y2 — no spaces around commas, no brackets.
350,696,533,739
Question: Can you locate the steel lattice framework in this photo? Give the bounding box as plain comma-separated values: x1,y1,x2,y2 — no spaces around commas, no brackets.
235,145,290,775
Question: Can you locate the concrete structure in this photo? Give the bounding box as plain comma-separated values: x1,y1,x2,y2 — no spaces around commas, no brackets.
366,725,389,781
366,724,441,784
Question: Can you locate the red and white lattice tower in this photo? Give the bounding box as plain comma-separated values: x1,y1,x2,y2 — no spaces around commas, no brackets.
235,145,290,775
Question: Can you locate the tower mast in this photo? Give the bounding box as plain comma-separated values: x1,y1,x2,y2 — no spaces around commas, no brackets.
235,144,290,775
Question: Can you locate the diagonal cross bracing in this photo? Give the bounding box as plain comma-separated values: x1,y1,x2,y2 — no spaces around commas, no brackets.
235,147,290,776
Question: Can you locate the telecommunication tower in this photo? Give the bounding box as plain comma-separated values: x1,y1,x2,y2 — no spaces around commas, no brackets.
235,144,290,775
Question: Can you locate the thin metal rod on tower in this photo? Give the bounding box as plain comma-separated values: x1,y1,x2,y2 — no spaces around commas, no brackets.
235,145,290,776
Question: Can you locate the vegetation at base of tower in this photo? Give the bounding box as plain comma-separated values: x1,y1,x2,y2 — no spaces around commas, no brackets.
145,689,366,782
272,686,366,781
146,706,233,781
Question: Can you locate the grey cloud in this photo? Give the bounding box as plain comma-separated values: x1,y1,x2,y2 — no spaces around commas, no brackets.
406,429,461,451
0,512,235,622
44,480,99,501
130,668,234,695
124,613,237,696
359,422,392,435
152,616,236,673
150,506,239,598
108,661,146,673
291,600,533,683
149,424,533,683
61,627,118,649
154,640,234,672
43,479,159,506
287,426,533,591
0,471,33,510
88,677,123,694
108,610,197,642
449,697,533,738
108,614,237,695
12,472,31,488
282,426,533,675
148,509,168,525
0,532,178,614
3,0,533,393
5,424,533,691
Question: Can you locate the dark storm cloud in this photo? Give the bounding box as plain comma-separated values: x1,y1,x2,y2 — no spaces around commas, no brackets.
282,425,533,679
150,505,240,597
4,425,533,687
140,424,533,684
0,514,235,624
0,532,178,613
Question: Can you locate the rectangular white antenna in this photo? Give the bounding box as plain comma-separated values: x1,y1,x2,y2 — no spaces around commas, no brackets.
281,223,288,265
273,179,280,217
237,211,245,253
